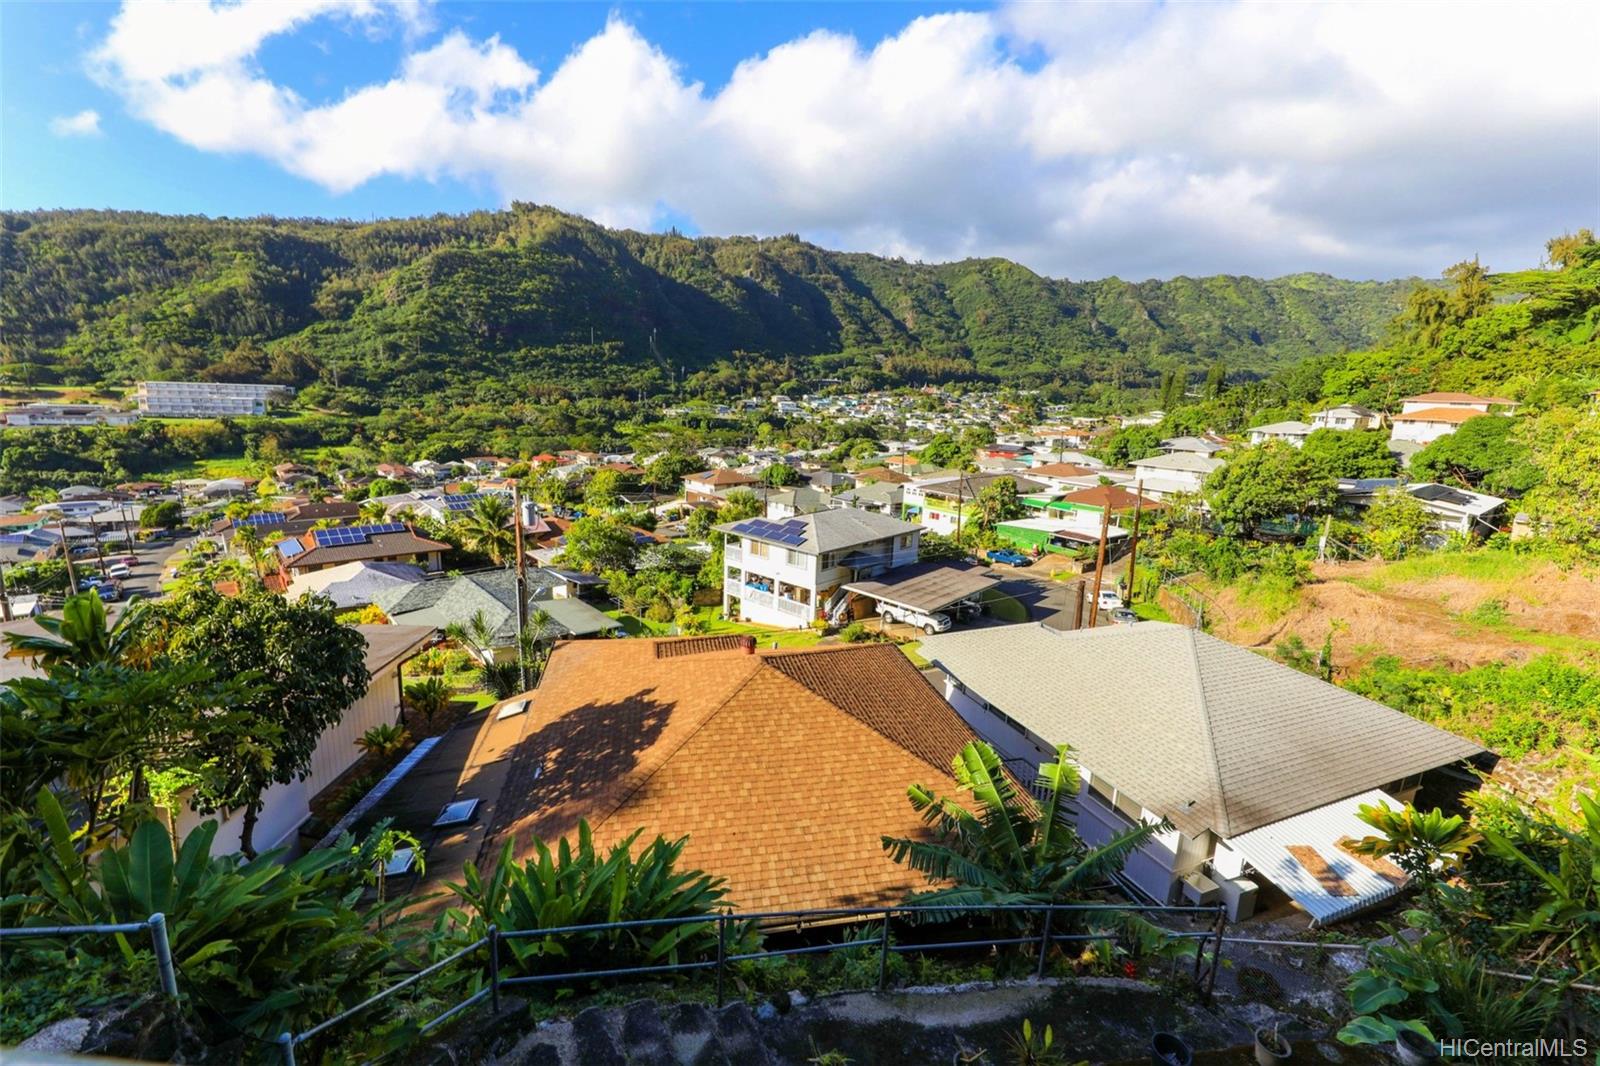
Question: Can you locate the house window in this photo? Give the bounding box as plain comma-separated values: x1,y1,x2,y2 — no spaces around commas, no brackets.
747,540,769,559
898,534,913,549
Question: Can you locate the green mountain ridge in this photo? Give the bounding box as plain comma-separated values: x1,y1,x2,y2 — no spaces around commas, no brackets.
1,205,1411,403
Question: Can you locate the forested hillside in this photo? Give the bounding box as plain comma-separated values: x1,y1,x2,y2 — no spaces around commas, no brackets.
0,205,1408,408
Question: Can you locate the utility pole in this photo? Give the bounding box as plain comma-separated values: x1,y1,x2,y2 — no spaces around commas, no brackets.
1072,578,1084,631
56,518,78,592
1125,489,1144,607
89,515,108,578
511,483,530,693
1317,513,1333,563
1087,498,1113,627
955,476,966,546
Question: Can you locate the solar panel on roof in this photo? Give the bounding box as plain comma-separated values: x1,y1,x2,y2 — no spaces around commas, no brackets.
277,540,306,559
239,512,286,527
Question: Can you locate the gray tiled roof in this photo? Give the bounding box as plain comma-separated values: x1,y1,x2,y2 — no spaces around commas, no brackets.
921,622,1485,838
373,569,615,645
715,506,920,554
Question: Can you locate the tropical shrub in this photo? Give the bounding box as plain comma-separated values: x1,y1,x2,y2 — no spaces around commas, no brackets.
1478,791,1600,977
356,722,412,759
403,676,453,731
0,790,416,1046
839,622,872,643
444,822,747,981
1348,802,1479,908
1337,911,1560,1049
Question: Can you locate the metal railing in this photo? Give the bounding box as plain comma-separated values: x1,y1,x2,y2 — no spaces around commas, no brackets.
272,900,1227,1065
0,913,179,999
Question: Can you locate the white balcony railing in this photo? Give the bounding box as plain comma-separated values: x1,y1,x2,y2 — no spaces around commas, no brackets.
724,544,742,566
774,596,813,620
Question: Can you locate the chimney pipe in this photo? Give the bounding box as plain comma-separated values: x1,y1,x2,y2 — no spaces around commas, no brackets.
739,635,756,655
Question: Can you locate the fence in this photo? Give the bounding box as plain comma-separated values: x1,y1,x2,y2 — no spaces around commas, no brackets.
0,912,179,1000
274,901,1228,1065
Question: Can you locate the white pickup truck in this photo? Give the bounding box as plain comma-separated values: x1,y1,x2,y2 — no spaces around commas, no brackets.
878,602,953,635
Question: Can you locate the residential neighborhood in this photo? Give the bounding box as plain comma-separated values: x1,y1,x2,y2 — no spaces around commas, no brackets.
1,12,1595,1056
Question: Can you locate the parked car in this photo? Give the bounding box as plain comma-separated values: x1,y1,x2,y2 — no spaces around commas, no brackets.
119,555,140,567
985,548,1031,567
95,582,121,603
106,563,132,580
1096,588,1124,611
878,602,953,635
1108,607,1139,626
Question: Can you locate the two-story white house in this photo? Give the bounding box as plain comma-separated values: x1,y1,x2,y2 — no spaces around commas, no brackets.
901,473,1049,536
717,509,922,628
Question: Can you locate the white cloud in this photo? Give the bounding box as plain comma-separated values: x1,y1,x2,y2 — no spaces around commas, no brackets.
86,0,1600,278
49,109,102,137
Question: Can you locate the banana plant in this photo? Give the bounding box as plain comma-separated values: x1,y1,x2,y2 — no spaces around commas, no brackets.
5,788,417,1041
882,742,1161,926
443,820,745,979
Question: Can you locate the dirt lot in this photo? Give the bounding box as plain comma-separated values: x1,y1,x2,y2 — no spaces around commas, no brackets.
1202,552,1600,676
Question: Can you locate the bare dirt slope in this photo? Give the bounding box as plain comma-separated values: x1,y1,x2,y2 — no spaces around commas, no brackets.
1203,553,1600,676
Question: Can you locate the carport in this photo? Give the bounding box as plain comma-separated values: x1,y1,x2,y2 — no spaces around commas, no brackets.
839,561,1000,622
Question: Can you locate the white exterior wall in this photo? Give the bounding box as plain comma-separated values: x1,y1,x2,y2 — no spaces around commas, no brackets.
1310,412,1377,431
723,537,821,629
1130,465,1207,492
138,381,294,417
941,676,1194,904
171,658,407,854
1247,430,1308,447
1389,418,1460,445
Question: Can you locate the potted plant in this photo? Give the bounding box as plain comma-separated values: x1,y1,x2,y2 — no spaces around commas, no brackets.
1150,1031,1192,1066
1393,1027,1441,1066
1253,1024,1291,1065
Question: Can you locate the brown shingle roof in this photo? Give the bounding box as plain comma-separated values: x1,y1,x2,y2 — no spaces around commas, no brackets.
482,638,981,912
282,529,450,571
1058,485,1161,510
689,468,761,486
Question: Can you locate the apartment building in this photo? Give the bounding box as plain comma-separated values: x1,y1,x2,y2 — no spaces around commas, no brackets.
1,404,138,428
137,380,295,417
718,509,921,628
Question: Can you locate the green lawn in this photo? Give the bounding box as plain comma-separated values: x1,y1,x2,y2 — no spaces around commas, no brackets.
898,640,931,668
1341,549,1540,591
604,606,824,648
1132,601,1173,623
142,455,263,483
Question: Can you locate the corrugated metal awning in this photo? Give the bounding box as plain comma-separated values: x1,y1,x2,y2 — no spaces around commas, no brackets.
1224,789,1409,926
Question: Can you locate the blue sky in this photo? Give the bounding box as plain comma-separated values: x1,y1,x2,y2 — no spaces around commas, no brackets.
3,1,1595,279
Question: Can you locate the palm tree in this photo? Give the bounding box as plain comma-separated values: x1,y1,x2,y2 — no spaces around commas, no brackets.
883,742,1161,935
358,499,390,524
455,495,515,564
